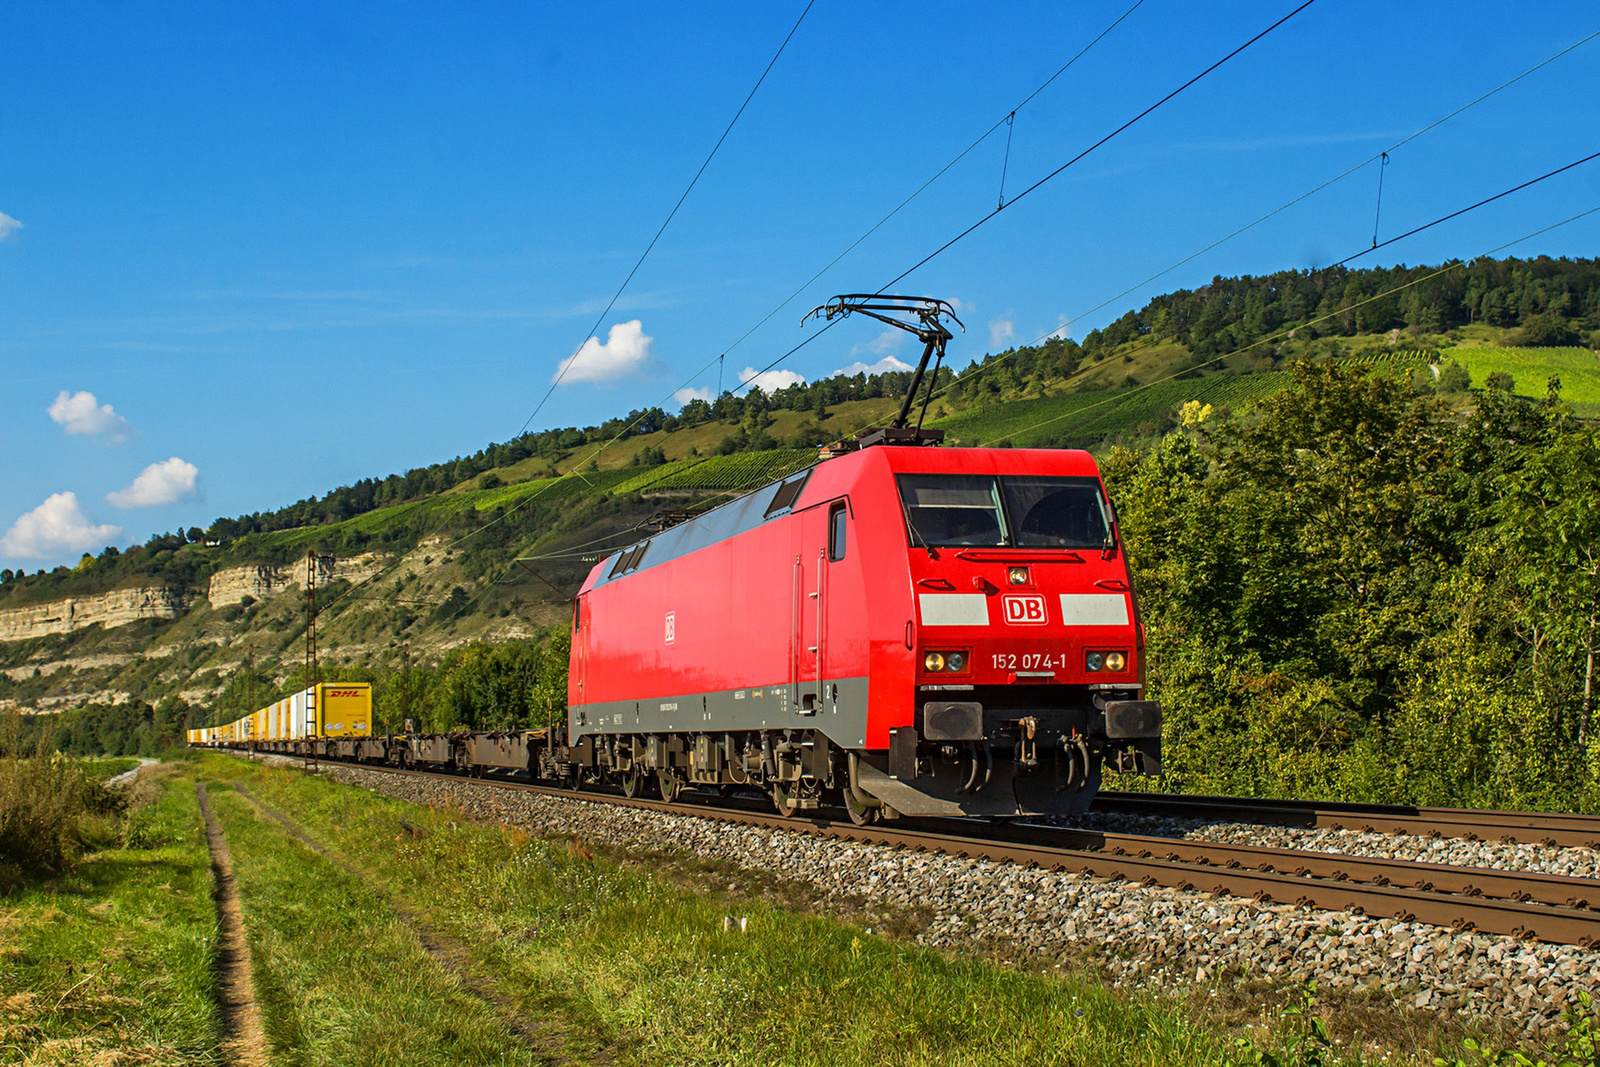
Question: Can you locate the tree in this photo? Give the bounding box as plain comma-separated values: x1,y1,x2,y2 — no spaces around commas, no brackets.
1491,426,1600,751
1437,360,1470,395
1518,312,1581,347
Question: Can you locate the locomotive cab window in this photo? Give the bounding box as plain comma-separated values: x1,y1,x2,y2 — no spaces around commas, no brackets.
828,502,848,561
1001,477,1112,548
898,474,1114,549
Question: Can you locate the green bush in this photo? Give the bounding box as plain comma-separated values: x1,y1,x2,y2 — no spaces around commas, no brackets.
0,711,111,885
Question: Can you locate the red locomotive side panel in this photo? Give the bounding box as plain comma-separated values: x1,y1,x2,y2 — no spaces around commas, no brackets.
571,447,907,750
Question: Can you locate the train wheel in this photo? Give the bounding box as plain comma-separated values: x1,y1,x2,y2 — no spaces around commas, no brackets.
771,781,801,818
658,772,682,803
843,787,879,826
564,768,584,792
620,768,645,798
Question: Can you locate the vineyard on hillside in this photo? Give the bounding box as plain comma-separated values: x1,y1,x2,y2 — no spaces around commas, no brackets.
640,450,818,493
932,373,1289,448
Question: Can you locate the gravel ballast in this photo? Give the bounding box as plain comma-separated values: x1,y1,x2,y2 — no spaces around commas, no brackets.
319,765,1599,1036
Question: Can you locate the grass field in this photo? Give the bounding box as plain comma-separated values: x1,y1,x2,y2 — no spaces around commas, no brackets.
0,765,223,1065
206,780,562,1065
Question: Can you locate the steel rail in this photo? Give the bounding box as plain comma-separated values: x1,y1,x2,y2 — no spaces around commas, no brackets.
1094,791,1600,848
258,755,1600,947
938,819,1599,911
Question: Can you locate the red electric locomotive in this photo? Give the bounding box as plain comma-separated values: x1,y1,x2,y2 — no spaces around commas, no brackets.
565,296,1161,821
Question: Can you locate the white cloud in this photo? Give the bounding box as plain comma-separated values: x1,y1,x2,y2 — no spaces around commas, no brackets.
672,386,715,406
0,493,122,560
48,390,134,440
553,320,653,384
736,366,806,394
1047,315,1072,340
831,355,915,378
867,330,902,355
989,315,1016,348
106,457,200,509
0,211,20,241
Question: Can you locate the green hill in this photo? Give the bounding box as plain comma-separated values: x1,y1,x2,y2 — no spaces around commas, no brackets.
3,253,1596,737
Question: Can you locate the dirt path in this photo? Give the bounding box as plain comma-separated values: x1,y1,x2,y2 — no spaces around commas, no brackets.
107,757,158,789
196,782,270,1067
230,781,596,1064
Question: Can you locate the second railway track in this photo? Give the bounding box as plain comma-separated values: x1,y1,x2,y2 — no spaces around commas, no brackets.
277,755,1600,948
1094,791,1600,848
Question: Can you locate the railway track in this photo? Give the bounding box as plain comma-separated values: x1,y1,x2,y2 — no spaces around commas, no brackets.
1093,791,1600,848
278,756,1600,948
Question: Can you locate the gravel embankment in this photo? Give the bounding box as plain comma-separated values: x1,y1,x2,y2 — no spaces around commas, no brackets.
1064,811,1600,880
322,766,1598,1035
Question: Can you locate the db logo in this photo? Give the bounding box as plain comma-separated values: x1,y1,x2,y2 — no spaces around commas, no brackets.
664,612,676,644
1001,594,1049,625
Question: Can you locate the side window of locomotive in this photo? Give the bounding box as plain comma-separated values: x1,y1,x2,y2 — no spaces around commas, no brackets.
1000,476,1112,548
896,475,1007,546
828,502,848,561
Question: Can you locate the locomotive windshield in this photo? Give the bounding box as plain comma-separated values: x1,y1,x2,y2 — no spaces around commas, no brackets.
897,474,1112,549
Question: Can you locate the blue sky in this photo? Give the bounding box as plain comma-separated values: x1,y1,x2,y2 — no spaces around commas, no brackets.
2,1,1597,568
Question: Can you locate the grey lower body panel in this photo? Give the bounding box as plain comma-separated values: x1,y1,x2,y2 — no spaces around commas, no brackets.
570,676,871,751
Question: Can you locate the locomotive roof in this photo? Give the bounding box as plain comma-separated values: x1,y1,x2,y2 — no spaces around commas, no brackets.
581,445,1100,594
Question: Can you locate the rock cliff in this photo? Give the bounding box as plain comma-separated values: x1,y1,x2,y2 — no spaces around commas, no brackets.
0,586,190,642
206,552,391,608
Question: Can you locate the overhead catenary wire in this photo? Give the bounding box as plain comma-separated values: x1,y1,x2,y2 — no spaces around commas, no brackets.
650,0,1150,404
1371,152,1390,248
432,0,1153,564
918,28,1600,414
516,0,816,439
726,0,1312,396
870,0,1318,296
1316,149,1600,274
442,1,1317,577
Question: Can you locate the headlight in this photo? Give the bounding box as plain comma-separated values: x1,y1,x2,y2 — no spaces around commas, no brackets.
1105,651,1127,672
924,652,946,672
1007,566,1029,585
1085,652,1104,672
945,651,966,672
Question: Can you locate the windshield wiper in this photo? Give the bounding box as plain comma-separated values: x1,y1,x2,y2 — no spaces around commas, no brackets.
900,502,936,558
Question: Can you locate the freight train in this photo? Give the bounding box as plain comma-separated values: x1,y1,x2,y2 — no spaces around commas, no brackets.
187,683,373,747
193,438,1162,823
